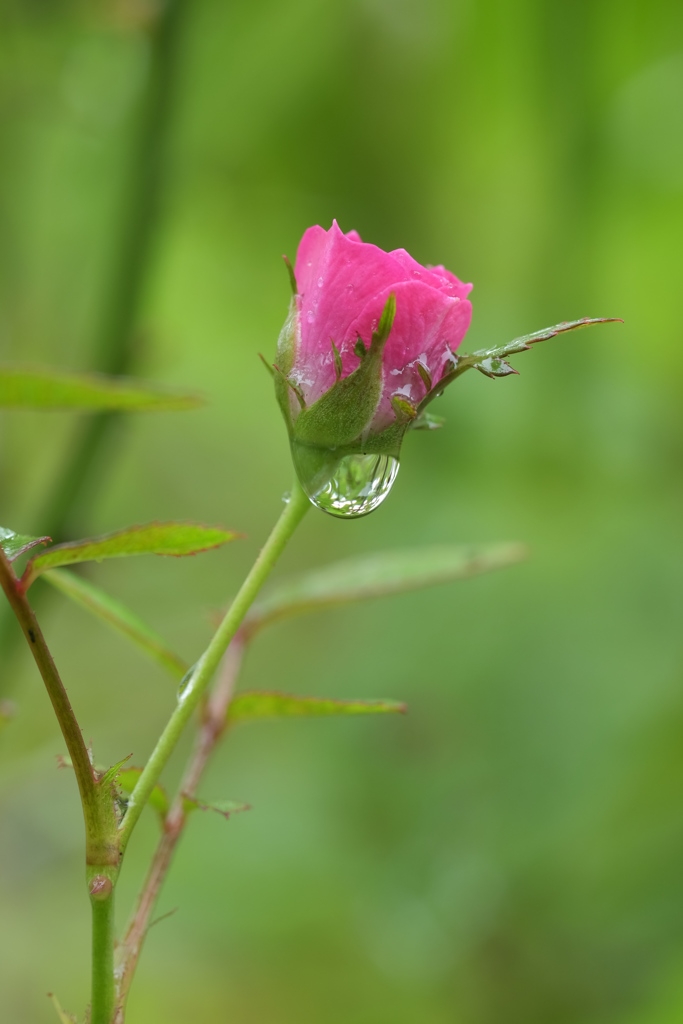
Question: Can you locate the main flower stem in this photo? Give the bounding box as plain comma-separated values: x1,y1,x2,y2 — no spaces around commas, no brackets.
90,878,116,1024
118,481,310,852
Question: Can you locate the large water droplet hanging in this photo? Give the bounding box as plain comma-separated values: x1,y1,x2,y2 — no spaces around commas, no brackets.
294,448,399,518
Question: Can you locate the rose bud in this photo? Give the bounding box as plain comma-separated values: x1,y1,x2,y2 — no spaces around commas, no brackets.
272,221,473,518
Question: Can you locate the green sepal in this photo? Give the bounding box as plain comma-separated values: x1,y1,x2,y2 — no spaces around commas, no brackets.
416,361,432,391
274,365,305,411
390,394,418,423
292,293,396,449
330,338,343,380
274,296,299,428
282,254,298,296
258,353,275,377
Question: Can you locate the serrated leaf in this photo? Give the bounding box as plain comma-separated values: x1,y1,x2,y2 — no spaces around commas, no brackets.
419,317,622,414
23,521,239,587
228,691,406,722
475,356,518,378
43,569,188,680
0,365,203,411
117,767,169,819
0,525,50,561
182,795,250,819
246,543,526,635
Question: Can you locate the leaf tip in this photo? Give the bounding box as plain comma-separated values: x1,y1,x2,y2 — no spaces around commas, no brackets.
282,254,298,296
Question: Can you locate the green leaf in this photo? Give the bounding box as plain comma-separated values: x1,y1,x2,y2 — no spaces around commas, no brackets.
43,569,188,680
23,521,239,587
0,365,203,411
182,795,250,819
246,542,526,635
0,525,50,561
419,317,623,414
117,767,169,819
228,691,406,722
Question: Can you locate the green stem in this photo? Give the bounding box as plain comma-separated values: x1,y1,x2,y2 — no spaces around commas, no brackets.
118,482,310,852
90,872,116,1024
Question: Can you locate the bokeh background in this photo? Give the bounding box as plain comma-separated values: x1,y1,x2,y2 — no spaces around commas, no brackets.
1,0,683,1021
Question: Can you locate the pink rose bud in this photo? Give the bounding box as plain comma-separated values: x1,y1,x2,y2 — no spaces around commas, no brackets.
273,221,472,518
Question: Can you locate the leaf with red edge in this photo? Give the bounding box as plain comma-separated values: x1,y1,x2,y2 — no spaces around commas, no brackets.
0,525,50,561
419,316,623,414
23,521,239,587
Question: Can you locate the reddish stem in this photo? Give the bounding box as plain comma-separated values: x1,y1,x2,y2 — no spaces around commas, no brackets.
114,636,244,1020
0,547,96,818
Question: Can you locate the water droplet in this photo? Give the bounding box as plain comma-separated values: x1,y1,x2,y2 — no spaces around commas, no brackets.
294,448,399,518
306,310,315,324
177,662,197,700
281,491,291,504
317,277,324,288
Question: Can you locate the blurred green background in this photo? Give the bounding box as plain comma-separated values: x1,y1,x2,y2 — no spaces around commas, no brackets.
1,0,683,1021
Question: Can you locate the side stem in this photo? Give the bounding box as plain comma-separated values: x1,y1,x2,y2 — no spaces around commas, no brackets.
118,482,310,852
0,547,96,816
114,639,245,1020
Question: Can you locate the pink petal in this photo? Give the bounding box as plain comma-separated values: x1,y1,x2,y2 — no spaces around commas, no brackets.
291,222,473,423
294,225,329,297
